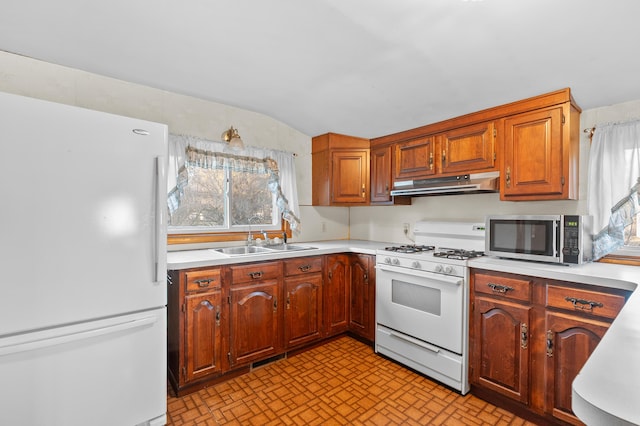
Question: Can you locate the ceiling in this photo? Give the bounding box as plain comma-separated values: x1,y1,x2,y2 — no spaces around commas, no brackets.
1,0,639,138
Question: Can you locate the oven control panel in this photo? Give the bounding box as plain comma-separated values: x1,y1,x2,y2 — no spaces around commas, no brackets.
379,255,463,277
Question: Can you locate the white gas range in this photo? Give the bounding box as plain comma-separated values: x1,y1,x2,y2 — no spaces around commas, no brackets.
375,221,486,394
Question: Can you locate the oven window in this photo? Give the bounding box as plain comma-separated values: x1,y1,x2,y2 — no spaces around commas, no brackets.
391,279,441,316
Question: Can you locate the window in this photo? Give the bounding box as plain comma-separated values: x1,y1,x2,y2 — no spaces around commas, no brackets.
588,120,640,262
168,163,279,233
167,134,301,244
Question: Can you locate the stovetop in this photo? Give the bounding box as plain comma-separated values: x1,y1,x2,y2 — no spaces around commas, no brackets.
383,244,435,254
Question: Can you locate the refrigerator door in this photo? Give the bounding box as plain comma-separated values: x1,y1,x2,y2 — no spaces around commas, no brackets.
0,308,166,426
0,92,168,336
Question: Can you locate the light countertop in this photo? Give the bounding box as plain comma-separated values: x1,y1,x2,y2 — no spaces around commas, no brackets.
167,240,640,425
167,240,389,270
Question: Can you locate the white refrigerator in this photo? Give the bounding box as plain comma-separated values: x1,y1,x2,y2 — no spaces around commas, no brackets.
0,92,168,426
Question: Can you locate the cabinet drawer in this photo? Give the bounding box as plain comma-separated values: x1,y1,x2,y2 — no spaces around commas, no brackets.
185,269,221,292
474,272,532,302
546,285,627,320
230,261,282,284
284,256,323,276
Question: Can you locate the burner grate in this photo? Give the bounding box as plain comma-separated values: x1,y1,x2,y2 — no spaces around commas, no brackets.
433,249,484,260
384,244,435,254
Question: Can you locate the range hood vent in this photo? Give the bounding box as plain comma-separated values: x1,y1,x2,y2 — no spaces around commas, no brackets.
390,171,500,197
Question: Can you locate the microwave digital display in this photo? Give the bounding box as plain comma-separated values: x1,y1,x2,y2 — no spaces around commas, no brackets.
489,220,554,255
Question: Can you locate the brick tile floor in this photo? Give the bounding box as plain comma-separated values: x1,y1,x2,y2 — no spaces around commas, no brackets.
167,336,537,425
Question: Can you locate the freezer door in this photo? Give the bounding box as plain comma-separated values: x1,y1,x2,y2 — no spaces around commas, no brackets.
0,308,166,426
0,92,168,335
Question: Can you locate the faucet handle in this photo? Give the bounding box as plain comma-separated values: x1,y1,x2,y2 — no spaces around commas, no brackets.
282,231,287,244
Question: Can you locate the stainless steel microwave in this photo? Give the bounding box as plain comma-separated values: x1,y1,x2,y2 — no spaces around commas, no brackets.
485,215,593,264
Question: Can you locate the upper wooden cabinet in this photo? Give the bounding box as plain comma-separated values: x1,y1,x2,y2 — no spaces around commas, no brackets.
438,121,496,175
369,88,581,201
312,133,370,206
394,136,436,181
501,100,580,200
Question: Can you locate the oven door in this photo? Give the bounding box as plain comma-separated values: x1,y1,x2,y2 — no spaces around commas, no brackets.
376,264,464,354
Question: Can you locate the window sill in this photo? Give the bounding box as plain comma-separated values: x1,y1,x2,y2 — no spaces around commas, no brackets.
168,221,291,246
598,254,640,267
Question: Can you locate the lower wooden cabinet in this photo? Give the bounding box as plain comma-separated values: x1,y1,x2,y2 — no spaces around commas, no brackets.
348,254,375,341
324,254,350,337
229,280,282,366
284,256,324,348
168,253,377,396
185,291,223,382
471,297,532,404
167,267,225,396
470,269,631,425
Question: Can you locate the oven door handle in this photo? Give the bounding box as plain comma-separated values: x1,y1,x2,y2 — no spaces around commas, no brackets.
388,330,441,354
377,265,463,286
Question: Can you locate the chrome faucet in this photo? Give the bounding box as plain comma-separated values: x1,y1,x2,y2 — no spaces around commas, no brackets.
247,216,261,245
261,230,269,243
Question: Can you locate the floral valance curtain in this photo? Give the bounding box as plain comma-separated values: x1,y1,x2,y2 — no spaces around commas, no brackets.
167,133,301,233
587,120,640,260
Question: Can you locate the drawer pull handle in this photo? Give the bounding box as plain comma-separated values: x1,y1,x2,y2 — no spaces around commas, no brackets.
521,323,528,349
564,296,603,312
194,278,214,287
487,283,514,294
248,271,264,279
546,330,554,357
298,264,312,272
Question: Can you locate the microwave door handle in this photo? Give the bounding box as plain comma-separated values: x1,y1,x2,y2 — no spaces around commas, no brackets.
554,219,561,259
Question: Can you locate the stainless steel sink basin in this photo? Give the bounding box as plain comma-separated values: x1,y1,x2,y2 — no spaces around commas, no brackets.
212,246,274,255
265,244,315,251
211,244,316,256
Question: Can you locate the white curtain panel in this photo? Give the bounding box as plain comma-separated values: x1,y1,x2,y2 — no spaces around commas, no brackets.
588,121,640,259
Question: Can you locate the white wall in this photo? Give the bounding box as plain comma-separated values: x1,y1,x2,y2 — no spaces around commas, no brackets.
3,50,639,246
0,51,349,243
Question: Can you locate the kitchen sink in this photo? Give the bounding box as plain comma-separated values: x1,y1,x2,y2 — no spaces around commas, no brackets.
212,246,274,255
265,244,316,251
211,244,316,256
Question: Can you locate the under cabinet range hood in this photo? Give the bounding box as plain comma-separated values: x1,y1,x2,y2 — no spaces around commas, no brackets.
390,171,500,196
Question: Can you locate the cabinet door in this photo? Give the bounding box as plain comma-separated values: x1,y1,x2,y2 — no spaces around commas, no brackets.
394,136,436,181
185,291,222,382
471,297,531,404
439,121,495,174
502,106,564,198
371,145,392,203
324,254,350,337
229,280,282,366
545,311,609,425
285,273,323,348
349,254,375,341
331,150,369,204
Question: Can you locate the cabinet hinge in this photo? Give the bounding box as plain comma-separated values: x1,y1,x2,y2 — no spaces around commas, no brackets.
562,114,566,124
561,176,565,186
181,303,185,313
493,152,496,161
182,366,186,377
227,295,232,304
227,352,232,362
493,128,497,137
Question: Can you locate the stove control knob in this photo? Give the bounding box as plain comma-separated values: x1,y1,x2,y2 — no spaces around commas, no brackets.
445,266,455,275
411,261,421,269
392,258,400,265
435,264,444,273
384,257,392,264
